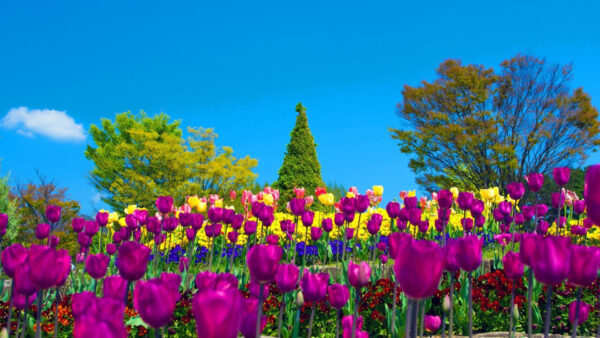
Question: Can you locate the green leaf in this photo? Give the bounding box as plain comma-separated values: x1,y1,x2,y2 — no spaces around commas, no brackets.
126,316,149,329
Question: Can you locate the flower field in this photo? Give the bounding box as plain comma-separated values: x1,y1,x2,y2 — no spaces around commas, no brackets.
1,167,600,337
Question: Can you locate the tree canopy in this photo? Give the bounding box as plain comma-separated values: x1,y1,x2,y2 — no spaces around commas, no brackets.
391,54,600,192
0,168,19,245
274,103,324,205
85,112,258,212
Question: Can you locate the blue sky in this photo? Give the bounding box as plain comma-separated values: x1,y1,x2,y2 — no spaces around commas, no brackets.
1,0,599,215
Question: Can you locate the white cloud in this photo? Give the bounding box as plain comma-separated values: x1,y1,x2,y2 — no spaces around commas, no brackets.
1,107,86,142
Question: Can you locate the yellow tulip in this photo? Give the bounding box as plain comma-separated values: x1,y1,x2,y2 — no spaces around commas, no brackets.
407,190,416,197
124,205,137,215
346,192,356,198
108,212,120,223
215,199,223,208
263,193,274,206
373,185,384,197
118,217,126,227
319,193,335,206
197,201,207,213
188,195,200,209
449,187,459,200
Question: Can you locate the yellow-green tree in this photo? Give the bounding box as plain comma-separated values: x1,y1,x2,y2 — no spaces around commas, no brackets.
391,54,600,192
85,112,258,212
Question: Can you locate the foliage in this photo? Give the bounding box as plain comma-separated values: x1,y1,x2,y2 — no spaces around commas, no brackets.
274,103,325,206
12,171,79,253
391,54,600,193
85,112,258,212
0,169,19,245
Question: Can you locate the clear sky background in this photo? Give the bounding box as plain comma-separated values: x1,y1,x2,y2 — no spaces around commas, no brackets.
1,0,599,215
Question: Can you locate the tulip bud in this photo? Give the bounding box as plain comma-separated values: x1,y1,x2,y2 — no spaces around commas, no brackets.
296,291,304,307
443,295,451,312
513,304,519,320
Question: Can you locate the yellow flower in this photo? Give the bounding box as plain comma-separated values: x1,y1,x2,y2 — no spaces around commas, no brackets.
215,199,223,208
124,205,137,215
373,185,384,197
263,193,274,206
108,212,120,223
449,187,459,200
188,195,200,209
319,193,335,206
407,190,416,197
118,217,126,227
480,188,495,202
197,201,207,213
346,192,356,198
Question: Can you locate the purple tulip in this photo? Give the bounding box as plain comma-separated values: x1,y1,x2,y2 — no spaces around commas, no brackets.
514,213,525,225
571,225,587,236
133,274,181,328
310,227,323,241
438,208,451,222
394,238,444,299
240,297,267,338
301,211,315,227
457,192,474,211
345,228,354,240
525,173,544,192
247,244,282,283
84,221,99,237
506,182,525,200
286,222,296,235
48,235,60,248
266,234,279,245
555,216,567,228
35,223,50,240
14,264,37,296
72,217,85,233
344,212,355,223
77,233,91,248
340,197,356,215
553,167,570,186
403,196,418,209
327,284,350,309
117,241,151,281
193,288,243,338
531,235,571,285
424,315,442,333
134,209,148,225
470,199,484,217
321,218,333,232
95,211,109,227
407,208,422,225
45,205,61,223
355,195,370,213
28,245,62,289
456,235,483,272
376,242,387,252
348,260,371,289
156,196,174,214
204,223,222,238
227,231,238,244
503,252,524,280
1,243,28,278
86,253,110,280
568,245,600,287
569,301,590,324
178,212,192,227
249,279,270,299
444,239,461,272
342,315,368,338
164,216,179,232
221,209,235,225
388,232,412,260
386,201,401,218
537,220,549,234
461,218,474,233
13,292,36,311
125,214,138,230
437,190,453,209
300,269,330,302
289,198,306,216
103,275,128,301
551,192,565,209
0,213,7,233
334,213,345,226
231,214,244,230
475,215,486,228
244,220,257,235
73,297,126,338
521,206,534,221
55,249,72,288
105,243,116,256
585,165,600,226
367,213,383,235
191,213,204,231
275,264,299,293
572,200,585,215
535,204,549,217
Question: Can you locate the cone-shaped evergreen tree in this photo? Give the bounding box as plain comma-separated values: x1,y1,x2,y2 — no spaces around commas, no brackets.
274,103,324,205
